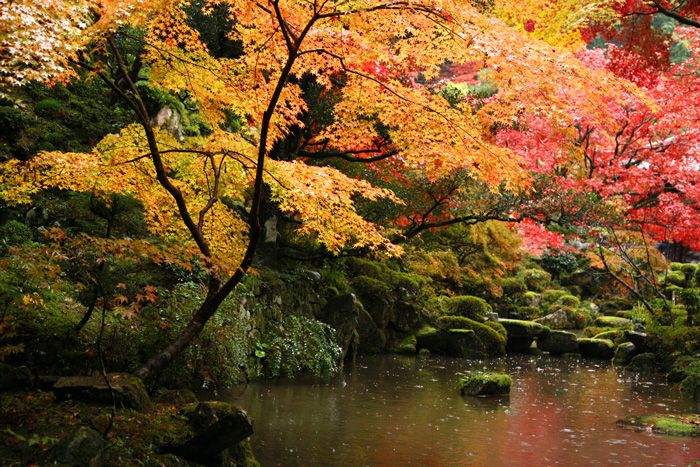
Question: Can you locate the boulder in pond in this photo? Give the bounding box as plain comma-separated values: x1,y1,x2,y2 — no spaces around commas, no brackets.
320,293,360,360
355,307,386,354
624,331,650,353
390,300,421,333
617,414,700,436
625,352,661,373
445,329,486,359
166,401,254,466
459,372,512,396
577,338,615,358
612,342,637,366
537,330,579,355
53,374,152,412
498,319,547,353
53,426,104,467
416,326,447,355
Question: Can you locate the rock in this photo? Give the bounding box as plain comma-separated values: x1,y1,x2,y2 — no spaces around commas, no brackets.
499,319,546,353
613,343,637,366
387,334,417,355
534,308,570,329
300,269,321,282
416,326,447,355
153,106,183,140
577,338,615,358
459,372,512,396
522,292,542,308
390,300,421,333
53,374,152,412
625,352,661,373
355,307,386,354
680,374,700,401
445,329,486,359
537,330,579,355
625,331,650,353
486,312,499,322
154,389,198,405
36,375,62,391
320,293,361,360
0,365,33,392
617,414,700,437
167,402,254,466
53,426,104,467
595,316,631,328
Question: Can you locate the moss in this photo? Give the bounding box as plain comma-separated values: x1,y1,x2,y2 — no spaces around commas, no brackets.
501,277,527,296
516,306,540,319
443,295,493,320
669,262,684,271
555,295,580,308
590,329,626,344
458,371,512,396
680,263,697,277
436,316,506,356
618,414,700,436
667,357,699,383
679,373,700,401
542,289,568,304
595,316,631,328
388,334,417,355
415,326,446,354
518,268,551,292
664,270,686,287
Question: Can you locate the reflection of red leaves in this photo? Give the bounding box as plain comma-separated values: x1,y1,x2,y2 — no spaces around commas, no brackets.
524,20,535,33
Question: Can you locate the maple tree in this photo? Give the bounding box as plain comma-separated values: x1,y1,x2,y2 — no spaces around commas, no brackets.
0,0,645,380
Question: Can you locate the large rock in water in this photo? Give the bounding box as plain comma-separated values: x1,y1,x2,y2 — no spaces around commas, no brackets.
498,319,547,353
537,330,579,355
613,342,637,366
53,374,152,412
459,372,512,396
390,300,421,332
320,293,361,360
445,329,486,359
577,338,615,358
355,307,386,354
166,402,254,466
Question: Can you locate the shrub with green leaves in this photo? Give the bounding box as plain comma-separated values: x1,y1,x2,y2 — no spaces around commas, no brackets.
518,268,551,292
444,295,493,320
540,248,578,279
555,295,580,308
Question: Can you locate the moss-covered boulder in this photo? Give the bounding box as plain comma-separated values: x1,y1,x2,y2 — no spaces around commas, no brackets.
320,293,361,360
355,308,386,354
577,338,615,359
680,373,700,401
458,372,512,396
167,402,255,466
625,352,662,373
595,316,631,328
53,374,152,412
667,357,699,383
445,329,486,359
53,426,105,467
617,414,700,436
613,343,637,366
390,300,421,333
498,319,547,353
416,326,447,355
537,330,579,355
589,329,626,344
436,316,506,357
387,334,418,355
522,291,542,307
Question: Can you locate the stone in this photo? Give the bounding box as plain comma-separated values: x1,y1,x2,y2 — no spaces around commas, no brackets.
537,330,579,355
577,338,615,358
625,331,650,353
355,307,386,354
445,329,486,359
320,293,361,360
154,389,198,405
53,426,104,467
0,365,33,392
522,292,542,308
499,319,546,353
390,300,421,333
459,372,512,396
612,343,637,366
416,326,447,355
595,316,631,328
53,374,152,412
625,352,661,373
167,402,254,466
534,308,570,329
300,269,321,282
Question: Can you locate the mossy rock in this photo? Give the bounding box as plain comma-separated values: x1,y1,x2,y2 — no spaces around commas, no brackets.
501,277,527,296
595,316,631,328
446,329,486,359
517,306,540,320
537,330,579,355
625,352,661,373
388,334,417,355
458,372,512,396
577,338,615,359
355,308,386,354
613,342,637,366
53,373,152,412
617,414,700,436
554,295,580,308
521,291,542,307
542,289,568,304
498,319,546,353
589,329,627,344
416,326,447,355
443,295,493,321
436,316,506,357
519,269,551,292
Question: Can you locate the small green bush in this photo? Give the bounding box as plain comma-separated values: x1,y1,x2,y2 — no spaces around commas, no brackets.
555,295,580,308
540,248,578,279
670,262,684,271
443,295,493,321
680,264,697,277
0,221,33,253
501,278,527,296
542,289,568,304
517,306,540,319
34,98,63,118
519,269,551,292
664,271,686,287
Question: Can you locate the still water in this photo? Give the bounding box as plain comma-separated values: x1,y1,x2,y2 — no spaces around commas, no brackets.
217,355,700,466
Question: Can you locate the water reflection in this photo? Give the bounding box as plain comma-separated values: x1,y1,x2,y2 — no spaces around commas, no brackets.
214,355,700,466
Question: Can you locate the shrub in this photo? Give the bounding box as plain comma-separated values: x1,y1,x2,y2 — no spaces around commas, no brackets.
542,289,568,304
518,268,551,292
0,221,33,254
540,248,578,279
34,98,63,118
664,271,686,287
517,306,540,319
501,277,527,296
436,315,506,356
443,295,492,321
555,295,580,308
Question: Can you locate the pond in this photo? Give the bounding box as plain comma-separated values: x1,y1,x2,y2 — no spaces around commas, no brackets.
215,355,700,466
